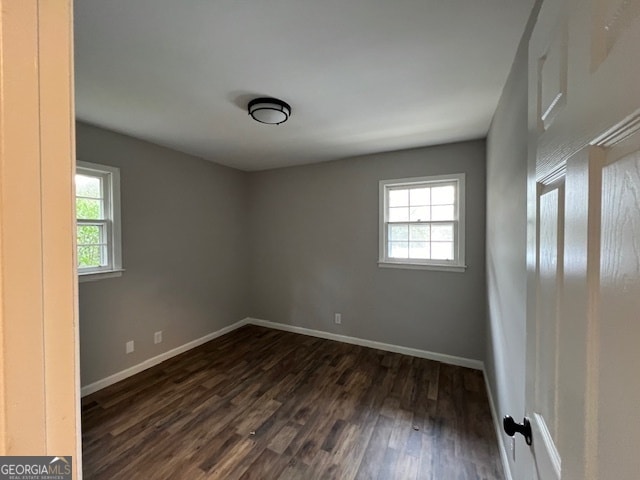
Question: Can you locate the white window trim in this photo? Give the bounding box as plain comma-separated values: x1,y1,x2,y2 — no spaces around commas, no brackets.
378,173,466,272
76,160,124,282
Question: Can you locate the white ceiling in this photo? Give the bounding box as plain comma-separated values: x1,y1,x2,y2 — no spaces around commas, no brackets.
74,0,535,171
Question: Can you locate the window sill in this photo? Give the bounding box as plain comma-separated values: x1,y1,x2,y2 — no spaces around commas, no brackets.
378,261,466,273
78,269,125,283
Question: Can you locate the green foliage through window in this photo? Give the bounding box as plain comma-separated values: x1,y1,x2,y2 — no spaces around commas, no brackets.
76,198,102,219
76,173,106,268
78,245,103,268
75,163,121,275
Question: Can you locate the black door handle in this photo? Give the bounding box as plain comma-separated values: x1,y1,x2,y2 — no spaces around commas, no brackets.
503,416,532,445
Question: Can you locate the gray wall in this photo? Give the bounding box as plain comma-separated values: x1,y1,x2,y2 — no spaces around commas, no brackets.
248,141,487,361
78,126,488,386
77,123,249,386
485,3,539,477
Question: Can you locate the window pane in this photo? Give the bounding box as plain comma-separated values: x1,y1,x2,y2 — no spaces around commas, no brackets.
409,241,429,259
389,207,409,222
431,205,454,221
389,241,409,258
389,224,409,241
388,189,409,207
431,224,454,242
75,174,102,198
409,187,429,206
77,198,103,220
431,185,455,205
409,206,429,221
409,225,430,241
381,175,464,268
77,225,103,245
78,245,104,268
431,242,454,260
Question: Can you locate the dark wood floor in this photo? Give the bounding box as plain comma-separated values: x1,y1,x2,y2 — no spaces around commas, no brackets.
82,325,503,479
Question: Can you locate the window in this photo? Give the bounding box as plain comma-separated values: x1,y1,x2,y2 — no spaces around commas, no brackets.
379,173,466,271
76,161,123,280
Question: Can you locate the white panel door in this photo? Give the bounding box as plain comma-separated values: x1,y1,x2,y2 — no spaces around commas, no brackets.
529,179,564,480
526,0,640,478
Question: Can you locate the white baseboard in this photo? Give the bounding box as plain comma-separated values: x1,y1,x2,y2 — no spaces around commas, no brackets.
244,317,483,370
82,316,483,397
81,318,249,397
483,369,513,480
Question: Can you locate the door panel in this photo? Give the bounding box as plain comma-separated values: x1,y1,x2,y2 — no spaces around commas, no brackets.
537,19,567,133
531,413,561,479
592,0,640,69
536,184,562,438
530,181,564,480
596,137,640,479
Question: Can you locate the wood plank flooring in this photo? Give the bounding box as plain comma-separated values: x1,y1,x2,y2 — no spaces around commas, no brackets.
82,325,504,479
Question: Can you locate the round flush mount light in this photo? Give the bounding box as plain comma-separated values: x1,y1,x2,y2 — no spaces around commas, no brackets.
248,97,292,125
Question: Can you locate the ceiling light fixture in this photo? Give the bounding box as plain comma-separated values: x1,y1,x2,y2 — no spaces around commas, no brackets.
248,97,292,125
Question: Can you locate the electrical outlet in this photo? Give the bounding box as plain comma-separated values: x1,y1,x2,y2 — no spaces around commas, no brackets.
154,331,163,344
334,313,342,324
126,340,134,354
